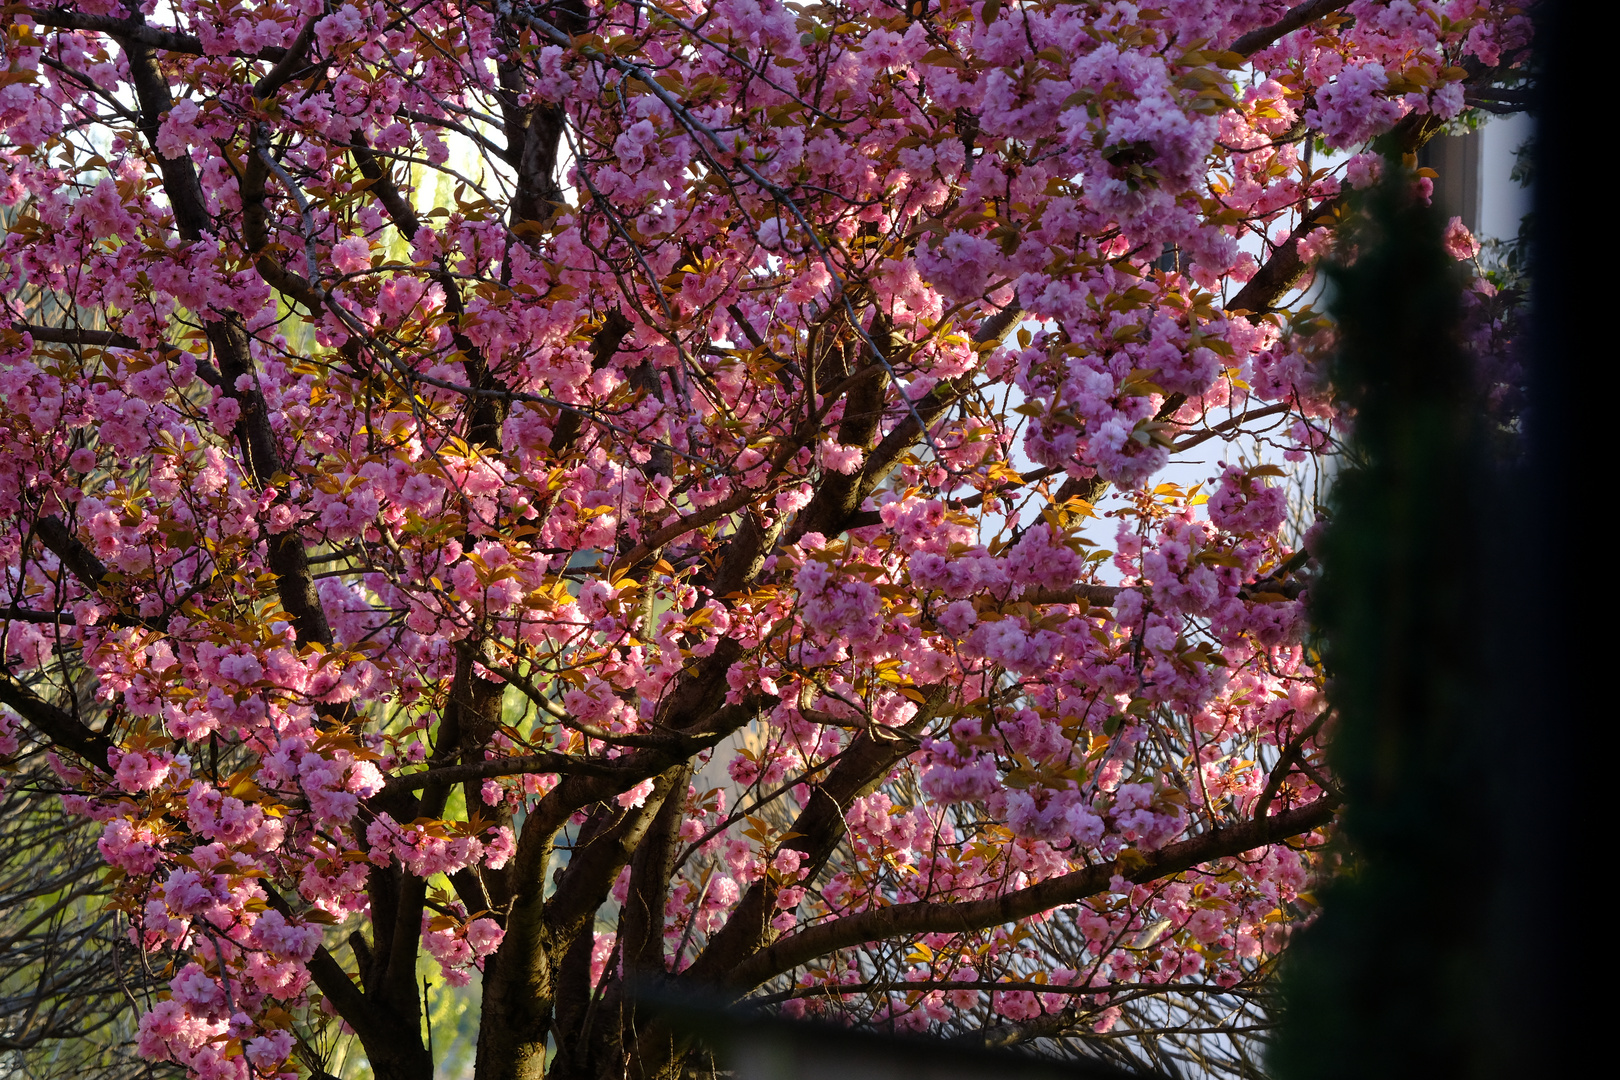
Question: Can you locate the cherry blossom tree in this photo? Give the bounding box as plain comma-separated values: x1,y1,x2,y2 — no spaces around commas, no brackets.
0,2,1529,1080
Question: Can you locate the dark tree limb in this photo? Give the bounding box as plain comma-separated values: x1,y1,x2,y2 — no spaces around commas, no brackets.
0,673,114,767
35,515,109,593
26,8,287,62
1227,111,1446,318
722,795,1338,991
118,30,333,652
1229,0,1355,57
683,684,951,984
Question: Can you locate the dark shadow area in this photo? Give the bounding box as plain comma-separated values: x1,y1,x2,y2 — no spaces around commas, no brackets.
1271,1,1578,1076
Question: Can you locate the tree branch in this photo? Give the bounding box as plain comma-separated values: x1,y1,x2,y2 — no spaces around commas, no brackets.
11,324,135,349
1229,0,1355,58
29,8,287,62
1171,402,1292,452
259,886,425,1079
1226,111,1446,318
1254,709,1335,819
0,673,114,767
350,135,422,240
685,686,950,984
250,12,318,99
1020,584,1125,607
13,324,222,385
380,751,624,797
119,29,333,652
719,796,1338,991
34,515,109,593
548,311,633,453
753,977,1256,1006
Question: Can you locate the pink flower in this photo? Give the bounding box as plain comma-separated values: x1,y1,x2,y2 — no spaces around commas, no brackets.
244,1031,294,1071
817,440,865,475
617,778,655,809
111,750,175,793
1185,907,1225,944
330,236,372,274
465,918,504,957
1443,216,1481,261
156,99,200,158
484,827,516,869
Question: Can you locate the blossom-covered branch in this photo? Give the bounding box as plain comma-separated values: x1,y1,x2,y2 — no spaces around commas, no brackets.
0,2,1527,1079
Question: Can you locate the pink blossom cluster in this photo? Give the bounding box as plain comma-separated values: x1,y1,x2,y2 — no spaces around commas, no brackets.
0,0,1526,1068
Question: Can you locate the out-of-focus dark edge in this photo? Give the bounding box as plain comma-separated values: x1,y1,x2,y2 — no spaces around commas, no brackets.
639,992,1163,1080
1270,2,1581,1077
1518,0,1580,1064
